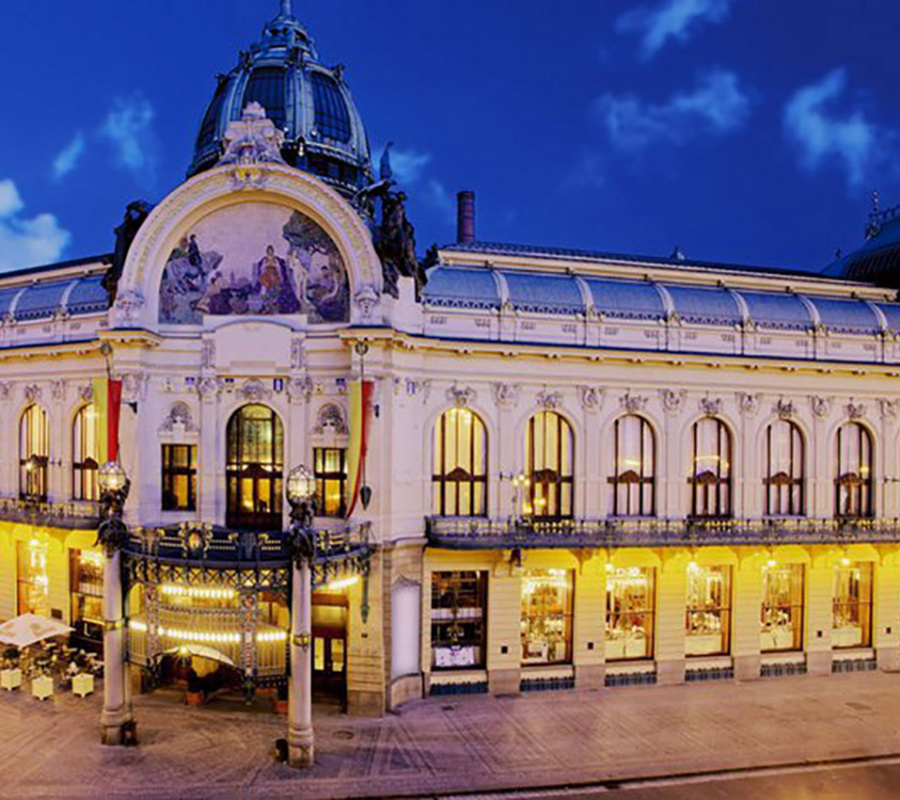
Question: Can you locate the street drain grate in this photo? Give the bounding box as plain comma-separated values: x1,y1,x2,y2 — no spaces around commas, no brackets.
333,730,354,740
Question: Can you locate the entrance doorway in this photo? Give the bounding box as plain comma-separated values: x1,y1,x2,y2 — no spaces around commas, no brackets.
312,592,348,706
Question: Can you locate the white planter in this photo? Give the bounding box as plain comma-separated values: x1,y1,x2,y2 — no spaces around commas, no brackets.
72,672,94,698
31,674,53,701
0,668,22,691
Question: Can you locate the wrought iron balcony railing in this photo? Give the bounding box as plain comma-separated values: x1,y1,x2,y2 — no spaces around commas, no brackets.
0,496,102,530
426,515,900,549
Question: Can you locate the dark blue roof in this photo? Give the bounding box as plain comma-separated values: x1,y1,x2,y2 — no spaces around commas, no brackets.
501,272,583,314
15,282,70,321
584,278,665,320
740,291,813,330
665,285,742,325
423,266,499,309
0,287,19,318
808,297,881,334
66,275,109,315
876,303,900,334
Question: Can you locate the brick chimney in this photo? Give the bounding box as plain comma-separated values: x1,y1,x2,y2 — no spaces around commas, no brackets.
457,191,475,244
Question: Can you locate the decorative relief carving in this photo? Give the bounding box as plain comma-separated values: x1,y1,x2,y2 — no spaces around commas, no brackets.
774,398,795,420
201,340,216,370
23,384,41,404
198,376,221,400
287,376,314,403
238,379,270,404
846,401,866,421
536,389,563,411
120,373,148,403
290,338,305,370
79,383,94,403
660,388,687,415
354,285,380,319
699,397,721,417
161,401,196,433
491,382,521,409
620,392,647,414
218,102,286,190
313,403,348,435
878,398,898,420
113,289,145,325
579,386,605,413
810,396,832,419
737,392,762,417
51,380,67,402
447,386,477,408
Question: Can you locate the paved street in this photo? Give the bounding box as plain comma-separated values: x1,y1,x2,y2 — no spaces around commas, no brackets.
2,672,900,798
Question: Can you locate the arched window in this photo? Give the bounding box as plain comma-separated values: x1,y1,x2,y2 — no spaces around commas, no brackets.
72,405,99,501
608,415,655,517
525,411,574,519
226,405,284,531
835,422,873,519
433,408,487,517
20,405,49,501
690,417,732,519
764,420,804,516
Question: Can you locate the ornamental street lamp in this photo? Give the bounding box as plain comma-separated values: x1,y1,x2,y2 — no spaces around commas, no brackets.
285,464,317,768
96,460,135,746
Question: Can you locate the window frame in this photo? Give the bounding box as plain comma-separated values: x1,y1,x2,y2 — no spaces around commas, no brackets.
314,447,348,518
526,410,574,520
608,414,656,517
764,419,805,517
689,417,733,520
835,422,874,520
161,443,198,512
20,404,49,502
72,404,99,502
432,408,488,517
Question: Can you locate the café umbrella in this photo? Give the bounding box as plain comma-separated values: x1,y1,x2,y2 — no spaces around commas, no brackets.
0,614,73,648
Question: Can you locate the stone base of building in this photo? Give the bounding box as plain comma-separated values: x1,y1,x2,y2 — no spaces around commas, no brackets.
877,646,900,672
389,674,424,709
488,668,521,694
734,655,761,681
656,659,685,685
806,650,832,676
347,688,385,717
575,663,605,690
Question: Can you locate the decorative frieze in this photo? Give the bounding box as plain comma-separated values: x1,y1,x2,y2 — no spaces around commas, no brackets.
313,403,348,435
620,392,647,414
536,389,563,411
660,388,687,415
287,376,314,404
810,396,831,419
699,397,721,417
878,398,898,420
51,380,67,402
579,386,605,413
23,384,41,404
774,398,795,420
737,392,761,417
161,401,196,434
846,401,866,421
238,379,270,404
447,386,477,409
491,382,521,409
198,376,222,401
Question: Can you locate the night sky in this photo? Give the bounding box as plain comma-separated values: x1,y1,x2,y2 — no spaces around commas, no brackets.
1,0,898,273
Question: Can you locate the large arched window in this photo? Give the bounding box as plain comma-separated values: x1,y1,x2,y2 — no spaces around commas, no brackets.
433,408,487,517
525,411,574,519
764,420,804,516
608,415,655,517
226,405,284,531
20,404,49,501
73,404,99,501
690,417,732,519
835,422,873,519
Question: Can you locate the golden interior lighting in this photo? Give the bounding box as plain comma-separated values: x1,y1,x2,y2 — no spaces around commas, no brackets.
160,584,236,600
326,575,360,592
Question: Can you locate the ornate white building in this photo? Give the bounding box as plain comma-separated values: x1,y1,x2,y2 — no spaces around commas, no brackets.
3,0,900,763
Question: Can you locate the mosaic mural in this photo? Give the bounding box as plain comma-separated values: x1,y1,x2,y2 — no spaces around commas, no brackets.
159,203,350,324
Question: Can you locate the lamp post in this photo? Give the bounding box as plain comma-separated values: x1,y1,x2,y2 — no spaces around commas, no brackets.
96,460,133,746
285,464,317,768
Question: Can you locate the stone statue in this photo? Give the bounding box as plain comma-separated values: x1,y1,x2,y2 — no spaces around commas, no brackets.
375,190,426,298
103,200,154,305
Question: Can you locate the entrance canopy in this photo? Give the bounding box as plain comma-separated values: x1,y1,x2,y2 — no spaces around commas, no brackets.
0,614,73,648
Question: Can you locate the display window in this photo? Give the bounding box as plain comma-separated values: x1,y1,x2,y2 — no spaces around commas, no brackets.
17,539,49,616
431,571,487,669
606,566,655,660
760,563,804,651
521,569,573,664
685,564,731,656
70,549,103,644
833,562,873,648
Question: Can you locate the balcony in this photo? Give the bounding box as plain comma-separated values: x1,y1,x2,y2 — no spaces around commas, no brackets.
426,516,900,549
0,497,102,530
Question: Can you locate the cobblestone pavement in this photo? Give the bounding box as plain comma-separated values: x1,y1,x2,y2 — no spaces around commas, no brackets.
2,672,900,799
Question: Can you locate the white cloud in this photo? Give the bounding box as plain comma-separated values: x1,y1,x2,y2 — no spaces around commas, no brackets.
385,146,433,186
617,0,734,59
0,179,70,271
422,179,456,223
595,70,751,150
99,95,160,185
783,68,888,188
52,132,86,180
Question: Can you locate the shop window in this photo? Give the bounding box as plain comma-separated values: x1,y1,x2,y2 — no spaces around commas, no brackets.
685,564,731,656
72,404,99,501
226,404,284,531
16,539,49,616
433,408,487,517
608,415,655,517
314,447,348,518
835,423,873,519
525,411,574,519
833,562,873,648
20,404,49,501
70,549,103,646
606,566,655,660
690,417,732,519
764,419,804,516
760,563,804,652
162,444,197,511
521,569,573,665
430,571,487,670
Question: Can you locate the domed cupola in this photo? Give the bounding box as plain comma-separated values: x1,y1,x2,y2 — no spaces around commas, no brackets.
188,0,373,200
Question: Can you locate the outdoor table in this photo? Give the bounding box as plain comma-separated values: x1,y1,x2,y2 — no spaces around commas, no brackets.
1,668,22,691
72,673,94,698
32,675,53,701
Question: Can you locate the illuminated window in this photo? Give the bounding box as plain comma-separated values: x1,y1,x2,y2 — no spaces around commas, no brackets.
690,417,732,519
833,562,873,648
433,408,487,517
162,444,197,511
608,415,655,517
431,571,487,670
72,404,99,501
606,566,655,660
226,405,284,531
70,549,103,645
760,563,804,652
16,539,49,616
835,422,873,519
525,411,574,519
521,569,573,664
314,447,347,518
764,419,804,516
20,404,49,501
685,564,731,656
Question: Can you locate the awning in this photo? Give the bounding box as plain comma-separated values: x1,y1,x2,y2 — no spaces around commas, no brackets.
0,614,74,648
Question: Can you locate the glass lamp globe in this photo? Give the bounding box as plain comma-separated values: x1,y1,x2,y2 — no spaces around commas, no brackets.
98,460,128,493
286,464,316,505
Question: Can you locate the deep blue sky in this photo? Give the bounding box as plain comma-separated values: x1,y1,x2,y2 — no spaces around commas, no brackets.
1,0,899,273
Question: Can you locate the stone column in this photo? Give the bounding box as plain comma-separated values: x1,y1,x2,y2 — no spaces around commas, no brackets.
100,548,131,745
288,557,314,767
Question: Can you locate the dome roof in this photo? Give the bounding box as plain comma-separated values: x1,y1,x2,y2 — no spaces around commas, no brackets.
188,1,372,199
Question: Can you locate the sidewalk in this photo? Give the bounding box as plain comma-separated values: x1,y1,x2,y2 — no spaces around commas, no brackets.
2,671,899,799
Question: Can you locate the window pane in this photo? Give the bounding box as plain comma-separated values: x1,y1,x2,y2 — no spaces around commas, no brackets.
431,571,487,669
685,565,731,656
606,567,655,660
760,563,804,651
521,569,573,665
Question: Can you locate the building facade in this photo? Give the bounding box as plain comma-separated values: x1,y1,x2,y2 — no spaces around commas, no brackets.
4,1,900,737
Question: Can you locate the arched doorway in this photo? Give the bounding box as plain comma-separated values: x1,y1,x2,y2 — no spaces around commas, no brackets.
226,404,284,531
